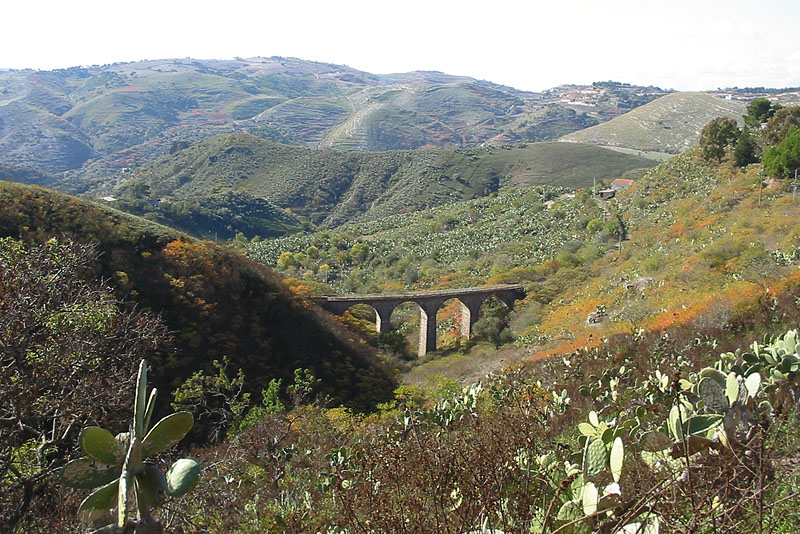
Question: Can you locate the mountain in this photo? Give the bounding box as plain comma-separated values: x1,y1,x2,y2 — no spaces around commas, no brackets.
559,92,748,153
95,133,658,229
0,58,669,180
0,180,396,411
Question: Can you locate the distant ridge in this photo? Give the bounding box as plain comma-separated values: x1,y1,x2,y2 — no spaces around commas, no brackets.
0,57,668,181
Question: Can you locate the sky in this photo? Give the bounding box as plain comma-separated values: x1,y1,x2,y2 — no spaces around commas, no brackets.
2,0,799,92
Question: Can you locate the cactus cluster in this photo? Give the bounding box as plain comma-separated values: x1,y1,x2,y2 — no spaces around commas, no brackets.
60,361,201,533
578,364,631,405
640,340,779,461
552,411,661,532
567,411,626,516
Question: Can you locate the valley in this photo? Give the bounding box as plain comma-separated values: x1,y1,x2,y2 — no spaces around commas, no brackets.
3,56,800,533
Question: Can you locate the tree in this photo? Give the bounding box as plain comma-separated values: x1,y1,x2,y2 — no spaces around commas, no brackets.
699,117,740,162
0,237,168,532
763,126,800,178
743,97,781,127
765,105,800,145
733,127,759,167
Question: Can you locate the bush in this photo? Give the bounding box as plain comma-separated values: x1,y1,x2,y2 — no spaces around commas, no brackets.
699,117,739,162
0,237,168,532
763,126,800,178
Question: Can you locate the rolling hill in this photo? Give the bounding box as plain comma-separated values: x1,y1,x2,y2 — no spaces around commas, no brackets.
0,180,396,411
98,133,658,230
0,58,669,182
559,92,748,153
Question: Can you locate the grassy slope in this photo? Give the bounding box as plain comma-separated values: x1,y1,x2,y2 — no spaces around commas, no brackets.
560,92,747,153
0,181,396,410
406,152,800,383
247,186,607,293
108,133,656,228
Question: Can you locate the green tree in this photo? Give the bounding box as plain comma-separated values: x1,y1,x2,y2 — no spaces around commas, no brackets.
763,126,800,178
765,105,800,145
733,127,759,167
276,250,296,269
349,242,369,263
744,97,781,127
699,117,740,162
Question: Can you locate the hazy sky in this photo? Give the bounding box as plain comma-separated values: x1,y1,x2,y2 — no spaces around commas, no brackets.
3,0,799,92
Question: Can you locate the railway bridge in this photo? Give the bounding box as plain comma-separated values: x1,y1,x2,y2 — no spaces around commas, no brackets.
311,284,524,356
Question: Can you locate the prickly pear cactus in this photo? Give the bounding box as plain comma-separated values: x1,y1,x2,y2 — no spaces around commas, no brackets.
60,360,200,534
584,439,608,479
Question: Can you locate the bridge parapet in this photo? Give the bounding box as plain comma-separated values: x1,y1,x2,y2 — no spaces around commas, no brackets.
311,284,524,356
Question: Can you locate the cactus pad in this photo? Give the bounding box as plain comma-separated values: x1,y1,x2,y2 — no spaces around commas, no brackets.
134,360,148,439
584,438,607,478
744,372,761,399
61,458,121,489
582,481,599,516
135,464,168,511
141,411,194,457
165,458,201,497
80,426,125,465
697,377,728,413
725,373,740,406
609,437,624,483
77,479,119,523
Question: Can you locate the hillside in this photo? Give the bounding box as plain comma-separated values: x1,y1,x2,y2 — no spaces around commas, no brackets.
412,153,800,382
241,147,800,385
0,58,669,182
0,163,59,187
10,155,800,534
247,185,609,295
99,133,657,229
0,181,396,411
560,92,747,153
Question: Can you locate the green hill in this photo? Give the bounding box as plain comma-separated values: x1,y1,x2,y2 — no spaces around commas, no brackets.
0,163,59,187
560,92,748,153
102,133,657,230
0,180,395,411
0,58,669,181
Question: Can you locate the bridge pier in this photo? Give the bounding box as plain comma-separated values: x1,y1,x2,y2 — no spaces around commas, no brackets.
373,303,395,334
459,296,484,338
418,302,441,356
311,284,525,358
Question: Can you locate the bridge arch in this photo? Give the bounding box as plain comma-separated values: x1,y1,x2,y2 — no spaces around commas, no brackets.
311,284,524,357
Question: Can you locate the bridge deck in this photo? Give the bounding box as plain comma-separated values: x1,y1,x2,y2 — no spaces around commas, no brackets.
315,283,523,303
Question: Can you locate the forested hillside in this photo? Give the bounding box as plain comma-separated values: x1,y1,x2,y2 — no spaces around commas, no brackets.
97,133,655,230
0,181,396,412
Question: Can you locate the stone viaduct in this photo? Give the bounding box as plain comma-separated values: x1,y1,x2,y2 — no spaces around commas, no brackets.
311,284,525,356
